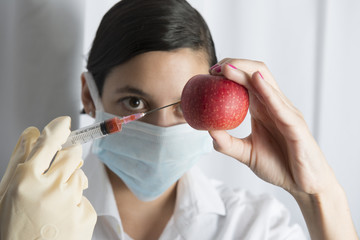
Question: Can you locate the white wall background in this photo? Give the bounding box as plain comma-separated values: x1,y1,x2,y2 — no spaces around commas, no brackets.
1,0,359,238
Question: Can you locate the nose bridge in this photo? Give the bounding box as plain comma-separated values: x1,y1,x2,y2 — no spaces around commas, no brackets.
150,108,177,127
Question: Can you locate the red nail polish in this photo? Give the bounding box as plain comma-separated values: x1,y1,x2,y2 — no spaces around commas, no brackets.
258,71,264,79
210,64,219,70
214,65,222,73
227,63,237,69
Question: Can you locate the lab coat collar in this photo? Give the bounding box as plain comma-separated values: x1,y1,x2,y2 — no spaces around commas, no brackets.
176,166,226,217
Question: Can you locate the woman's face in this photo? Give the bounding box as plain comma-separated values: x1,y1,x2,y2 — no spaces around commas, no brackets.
100,48,210,127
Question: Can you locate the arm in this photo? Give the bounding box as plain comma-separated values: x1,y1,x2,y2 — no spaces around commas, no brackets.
208,59,358,239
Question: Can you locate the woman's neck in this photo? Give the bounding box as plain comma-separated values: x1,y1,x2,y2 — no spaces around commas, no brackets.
105,167,177,240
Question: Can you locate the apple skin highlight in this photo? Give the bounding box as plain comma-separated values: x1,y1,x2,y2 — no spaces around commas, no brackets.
181,74,249,130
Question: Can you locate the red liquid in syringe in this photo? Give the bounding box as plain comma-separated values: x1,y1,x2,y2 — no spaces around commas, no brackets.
61,113,145,148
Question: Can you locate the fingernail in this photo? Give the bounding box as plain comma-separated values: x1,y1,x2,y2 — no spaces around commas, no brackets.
258,71,264,80
214,65,222,73
227,63,237,69
210,64,219,70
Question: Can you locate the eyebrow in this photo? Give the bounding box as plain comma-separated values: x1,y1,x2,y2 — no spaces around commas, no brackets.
115,85,151,98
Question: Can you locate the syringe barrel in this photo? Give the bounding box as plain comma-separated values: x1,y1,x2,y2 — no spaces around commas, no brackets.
62,122,107,148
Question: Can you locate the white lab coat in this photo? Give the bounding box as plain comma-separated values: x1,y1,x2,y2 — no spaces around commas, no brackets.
83,151,307,240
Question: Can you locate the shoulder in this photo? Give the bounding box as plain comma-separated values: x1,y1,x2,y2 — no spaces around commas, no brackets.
186,168,307,239
213,178,288,217
188,167,288,214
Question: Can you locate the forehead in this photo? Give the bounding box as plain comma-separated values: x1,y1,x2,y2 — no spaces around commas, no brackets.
103,49,210,101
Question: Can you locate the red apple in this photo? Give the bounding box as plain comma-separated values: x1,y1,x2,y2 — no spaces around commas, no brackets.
181,74,249,130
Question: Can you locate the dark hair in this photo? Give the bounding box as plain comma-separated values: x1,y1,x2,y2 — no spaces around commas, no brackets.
86,0,217,95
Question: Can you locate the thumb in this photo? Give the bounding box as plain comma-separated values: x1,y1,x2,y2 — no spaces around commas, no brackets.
209,130,252,167
0,127,40,198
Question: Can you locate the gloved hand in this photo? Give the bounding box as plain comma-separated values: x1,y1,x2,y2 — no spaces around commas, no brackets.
0,116,96,240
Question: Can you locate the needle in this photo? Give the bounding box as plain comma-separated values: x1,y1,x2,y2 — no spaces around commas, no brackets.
144,101,181,115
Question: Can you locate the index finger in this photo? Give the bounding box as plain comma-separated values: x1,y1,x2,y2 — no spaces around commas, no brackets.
210,59,280,91
26,116,71,175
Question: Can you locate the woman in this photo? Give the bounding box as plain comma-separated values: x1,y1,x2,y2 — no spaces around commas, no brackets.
0,0,358,239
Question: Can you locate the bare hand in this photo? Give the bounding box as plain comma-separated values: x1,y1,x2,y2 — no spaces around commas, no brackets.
208,59,337,196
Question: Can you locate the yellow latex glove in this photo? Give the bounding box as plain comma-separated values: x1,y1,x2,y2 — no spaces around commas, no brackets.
0,116,96,240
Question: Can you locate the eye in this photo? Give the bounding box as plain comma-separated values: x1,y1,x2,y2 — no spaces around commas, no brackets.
120,97,147,113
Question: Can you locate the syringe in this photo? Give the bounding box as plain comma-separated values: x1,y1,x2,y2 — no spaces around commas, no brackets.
61,101,181,149
61,113,145,149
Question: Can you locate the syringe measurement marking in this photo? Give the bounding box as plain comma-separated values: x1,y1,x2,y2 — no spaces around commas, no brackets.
68,125,105,145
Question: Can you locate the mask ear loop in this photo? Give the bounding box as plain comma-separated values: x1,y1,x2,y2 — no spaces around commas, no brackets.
83,72,104,112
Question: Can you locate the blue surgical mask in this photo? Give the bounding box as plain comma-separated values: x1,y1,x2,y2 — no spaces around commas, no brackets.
92,110,213,201
83,72,213,201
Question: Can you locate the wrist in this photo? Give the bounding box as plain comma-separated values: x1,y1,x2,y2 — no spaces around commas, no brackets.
293,183,358,240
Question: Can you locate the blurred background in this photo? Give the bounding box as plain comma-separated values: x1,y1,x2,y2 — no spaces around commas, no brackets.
1,0,359,238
